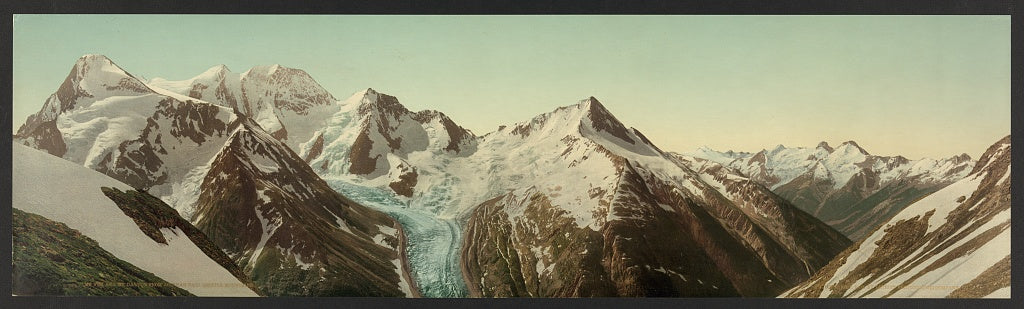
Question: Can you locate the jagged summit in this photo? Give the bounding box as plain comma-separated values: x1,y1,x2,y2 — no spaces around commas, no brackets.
581,96,636,146
816,141,834,152
502,96,610,136
950,153,973,164
347,88,411,118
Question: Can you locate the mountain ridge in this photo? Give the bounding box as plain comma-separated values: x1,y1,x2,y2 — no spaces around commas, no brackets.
14,54,416,297
685,141,974,240
781,135,1010,298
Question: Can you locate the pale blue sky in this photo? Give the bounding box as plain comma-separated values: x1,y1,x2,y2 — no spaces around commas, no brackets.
13,15,1010,159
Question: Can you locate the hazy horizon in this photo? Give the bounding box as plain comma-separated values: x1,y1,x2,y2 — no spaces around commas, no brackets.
12,15,1010,159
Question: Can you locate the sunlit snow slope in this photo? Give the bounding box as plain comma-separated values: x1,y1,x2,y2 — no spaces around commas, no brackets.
12,144,259,296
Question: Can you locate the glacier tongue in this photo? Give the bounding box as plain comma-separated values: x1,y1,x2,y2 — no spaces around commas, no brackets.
326,179,469,298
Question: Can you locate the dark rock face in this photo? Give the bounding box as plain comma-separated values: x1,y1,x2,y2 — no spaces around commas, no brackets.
348,127,379,175
270,125,289,141
585,97,635,145
784,136,1011,298
358,92,415,153
12,208,192,296
51,63,94,112
389,165,418,198
304,133,325,163
747,151,768,166
463,192,628,297
630,128,662,153
191,122,410,296
14,120,67,158
100,187,260,295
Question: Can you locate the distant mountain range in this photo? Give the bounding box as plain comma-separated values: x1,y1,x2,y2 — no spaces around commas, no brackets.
12,54,1008,298
146,62,852,296
686,141,973,240
782,135,1010,298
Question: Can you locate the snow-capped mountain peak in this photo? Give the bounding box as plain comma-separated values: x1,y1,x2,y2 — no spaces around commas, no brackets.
76,54,128,75
580,96,637,145
61,54,154,103
488,96,660,158
340,88,379,106
149,62,340,150
353,89,412,117
240,64,321,85
835,140,869,156
950,153,973,165
148,64,237,98
198,64,231,79
816,141,834,152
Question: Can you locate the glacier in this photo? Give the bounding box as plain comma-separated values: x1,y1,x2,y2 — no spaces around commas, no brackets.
326,179,469,298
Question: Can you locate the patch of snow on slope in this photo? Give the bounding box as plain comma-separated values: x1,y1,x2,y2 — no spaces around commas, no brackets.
886,172,985,234
896,213,1009,297
249,204,283,270
817,162,1005,298
392,258,414,297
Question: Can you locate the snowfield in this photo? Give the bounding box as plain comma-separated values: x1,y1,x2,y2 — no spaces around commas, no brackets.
13,144,258,297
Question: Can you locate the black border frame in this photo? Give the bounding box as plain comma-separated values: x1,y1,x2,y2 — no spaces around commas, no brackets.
1,1,1020,308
